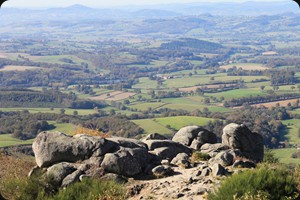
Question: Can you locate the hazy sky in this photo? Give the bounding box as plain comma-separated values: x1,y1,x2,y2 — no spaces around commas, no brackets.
3,0,286,8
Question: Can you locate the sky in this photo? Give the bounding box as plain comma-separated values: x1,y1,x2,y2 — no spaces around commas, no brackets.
3,0,285,8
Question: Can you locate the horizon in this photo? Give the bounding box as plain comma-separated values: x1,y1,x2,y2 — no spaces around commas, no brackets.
2,0,290,9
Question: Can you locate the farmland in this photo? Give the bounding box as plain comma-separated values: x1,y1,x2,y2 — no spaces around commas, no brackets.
0,3,300,166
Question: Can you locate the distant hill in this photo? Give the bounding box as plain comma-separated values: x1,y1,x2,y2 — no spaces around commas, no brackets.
0,1,299,26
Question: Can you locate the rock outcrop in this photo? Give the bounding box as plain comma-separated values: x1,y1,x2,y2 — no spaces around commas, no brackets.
172,126,217,150
222,123,264,162
30,123,264,190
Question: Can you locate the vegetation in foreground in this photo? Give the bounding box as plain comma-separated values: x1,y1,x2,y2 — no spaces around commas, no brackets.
0,154,127,200
208,163,299,200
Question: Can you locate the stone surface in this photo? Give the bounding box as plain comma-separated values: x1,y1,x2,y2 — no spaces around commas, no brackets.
33,132,117,167
222,123,264,162
152,165,174,178
101,148,156,177
107,137,147,149
46,162,77,185
171,153,190,168
142,133,168,141
213,151,234,167
172,126,217,150
151,146,189,160
61,169,84,187
211,163,226,177
100,173,128,184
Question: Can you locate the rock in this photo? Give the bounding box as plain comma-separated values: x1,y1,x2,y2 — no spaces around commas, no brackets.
211,163,226,177
28,165,43,177
222,123,264,162
172,126,217,150
152,165,174,178
33,132,118,167
201,168,211,176
61,169,84,187
145,140,191,160
213,151,234,166
151,147,186,160
107,137,147,149
172,193,185,199
0,193,6,200
171,153,190,168
142,133,168,141
101,148,157,177
46,162,77,185
200,143,229,154
100,173,128,184
232,160,256,168
196,187,207,195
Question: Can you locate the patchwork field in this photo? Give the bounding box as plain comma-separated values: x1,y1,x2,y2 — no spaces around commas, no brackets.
89,91,136,101
220,63,268,71
251,98,300,108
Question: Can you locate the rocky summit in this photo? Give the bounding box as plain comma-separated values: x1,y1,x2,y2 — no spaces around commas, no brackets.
30,123,264,198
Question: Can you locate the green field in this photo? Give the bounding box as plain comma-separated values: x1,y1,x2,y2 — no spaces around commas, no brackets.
132,119,173,136
48,121,76,134
129,102,167,111
0,122,76,147
281,119,300,145
155,116,215,130
273,148,300,164
0,134,34,148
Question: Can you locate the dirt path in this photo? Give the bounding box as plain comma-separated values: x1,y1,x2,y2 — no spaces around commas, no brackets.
128,165,220,200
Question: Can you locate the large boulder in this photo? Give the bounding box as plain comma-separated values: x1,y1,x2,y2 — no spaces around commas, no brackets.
101,148,158,177
144,140,191,160
32,132,118,167
46,162,77,186
222,123,264,162
172,126,217,150
142,133,168,141
106,137,147,149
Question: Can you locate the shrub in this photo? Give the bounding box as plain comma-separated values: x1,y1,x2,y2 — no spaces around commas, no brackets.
208,164,298,200
191,151,211,162
2,174,127,200
263,149,279,163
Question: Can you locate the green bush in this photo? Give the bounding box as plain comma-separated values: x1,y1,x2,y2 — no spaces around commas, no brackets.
2,173,127,200
263,149,279,164
208,164,298,200
51,179,127,200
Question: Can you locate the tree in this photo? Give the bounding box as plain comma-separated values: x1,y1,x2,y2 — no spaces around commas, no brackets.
60,109,65,114
260,85,265,91
73,110,78,116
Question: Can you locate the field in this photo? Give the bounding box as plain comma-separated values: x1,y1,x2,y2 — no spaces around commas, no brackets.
250,98,300,108
0,108,98,115
281,119,300,145
132,116,215,136
0,134,34,148
89,91,136,101
220,63,268,70
273,148,300,164
0,65,42,71
132,119,173,136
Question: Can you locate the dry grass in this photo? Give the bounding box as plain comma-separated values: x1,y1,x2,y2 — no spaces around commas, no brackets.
220,63,267,71
0,154,35,199
71,125,111,138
